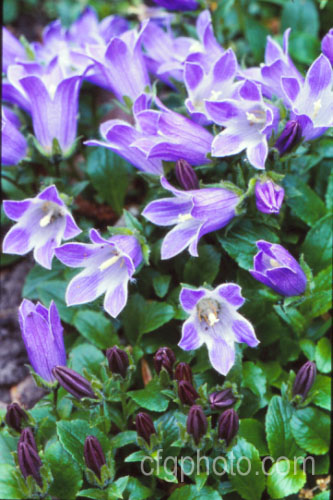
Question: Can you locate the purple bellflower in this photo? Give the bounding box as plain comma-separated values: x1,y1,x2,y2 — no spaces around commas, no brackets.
250,240,307,296
206,80,279,169
1,107,27,166
18,299,66,382
55,229,143,318
2,27,27,73
185,48,240,124
282,54,333,141
322,29,333,65
179,284,259,375
3,185,81,269
152,0,198,10
274,120,303,156
255,179,284,214
142,176,240,259
85,94,163,175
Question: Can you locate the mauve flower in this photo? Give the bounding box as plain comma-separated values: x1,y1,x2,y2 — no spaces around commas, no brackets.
175,159,199,190
209,389,236,411
135,413,156,444
18,299,66,382
187,405,207,445
292,361,317,401
178,380,199,405
175,362,193,383
206,80,279,169
18,442,42,487
5,403,28,432
143,176,240,259
52,366,96,400
55,229,142,318
282,54,333,140
217,409,239,445
3,185,81,269
321,29,333,65
250,240,307,296
106,346,129,378
1,107,27,166
178,284,259,375
84,436,106,479
274,120,303,156
255,180,284,214
152,0,198,10
2,27,26,73
154,347,176,375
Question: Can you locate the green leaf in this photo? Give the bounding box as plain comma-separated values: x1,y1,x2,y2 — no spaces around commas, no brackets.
315,337,331,373
169,485,222,500
45,441,82,499
283,175,326,226
241,362,267,407
238,419,268,456
183,244,221,285
124,477,152,500
226,438,265,500
57,420,110,467
282,0,319,35
73,310,118,349
302,214,333,273
78,489,106,500
218,219,278,270
0,464,25,499
299,339,315,360
69,343,105,377
0,432,17,466
265,396,304,459
87,147,129,215
125,451,147,463
37,280,75,323
128,379,169,412
309,375,331,411
152,274,171,298
110,431,137,449
267,460,306,499
107,476,129,499
290,407,330,455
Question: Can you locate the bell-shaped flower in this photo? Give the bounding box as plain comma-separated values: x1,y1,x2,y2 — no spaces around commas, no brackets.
281,54,333,140
178,284,259,375
152,0,198,10
18,299,66,382
55,229,143,318
3,185,81,269
206,80,279,169
1,107,27,166
250,240,307,296
2,27,27,73
255,179,284,214
142,176,240,259
321,29,333,65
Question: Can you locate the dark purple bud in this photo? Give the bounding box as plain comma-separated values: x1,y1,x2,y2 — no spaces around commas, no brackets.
187,405,207,445
52,366,96,400
292,361,317,400
209,389,236,411
217,409,239,446
178,380,199,406
5,403,27,432
17,441,42,487
175,362,193,383
106,346,129,378
135,412,156,444
153,347,176,376
84,435,106,479
18,427,38,453
274,120,302,156
255,180,284,215
175,159,199,190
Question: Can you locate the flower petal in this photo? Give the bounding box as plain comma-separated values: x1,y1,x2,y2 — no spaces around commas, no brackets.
211,131,244,157
178,320,203,351
281,77,300,103
49,300,67,366
142,197,192,226
216,284,245,308
55,243,97,268
180,287,206,313
161,219,202,259
37,185,63,206
185,62,204,91
103,281,128,318
306,54,332,98
63,214,81,239
246,139,268,169
207,337,235,376
3,200,32,221
239,80,261,101
2,226,32,255
65,270,103,306
232,317,259,347
205,100,239,125
33,237,58,269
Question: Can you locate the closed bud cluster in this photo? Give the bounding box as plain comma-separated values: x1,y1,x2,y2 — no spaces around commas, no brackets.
135,412,156,445
17,428,42,487
153,347,175,376
84,436,106,479
217,409,239,446
178,380,199,406
106,346,129,378
274,120,302,156
52,366,96,400
175,159,199,190
209,389,236,411
292,361,317,401
187,405,207,445
5,402,27,432
175,362,193,383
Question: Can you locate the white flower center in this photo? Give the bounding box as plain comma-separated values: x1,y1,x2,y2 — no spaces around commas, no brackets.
99,253,122,271
313,99,322,119
178,213,193,222
39,202,65,227
269,258,280,268
246,109,266,126
197,298,220,326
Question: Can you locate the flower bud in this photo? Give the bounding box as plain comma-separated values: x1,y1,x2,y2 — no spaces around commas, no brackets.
175,159,199,190
175,362,193,383
84,436,106,479
292,361,317,401
217,409,239,446
153,347,175,376
274,120,302,156
5,403,27,432
187,405,207,445
19,427,38,453
209,389,236,411
135,412,156,444
52,366,96,400
106,346,129,378
178,380,199,405
255,180,284,215
17,441,42,487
